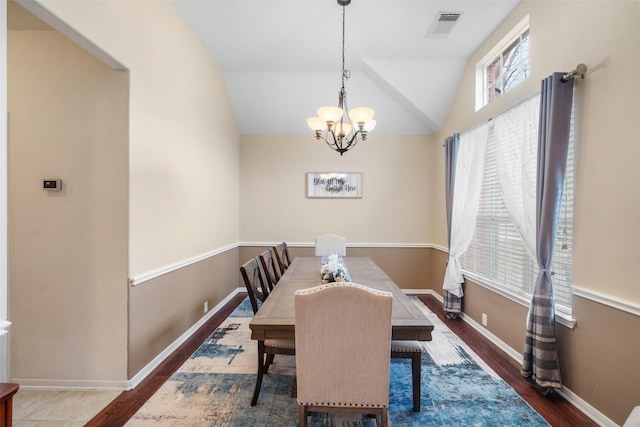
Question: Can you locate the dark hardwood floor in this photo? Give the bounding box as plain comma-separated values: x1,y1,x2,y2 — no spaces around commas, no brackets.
417,295,597,427
85,292,247,427
86,293,597,426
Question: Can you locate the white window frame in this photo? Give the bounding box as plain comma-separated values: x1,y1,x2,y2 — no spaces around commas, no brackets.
475,15,530,111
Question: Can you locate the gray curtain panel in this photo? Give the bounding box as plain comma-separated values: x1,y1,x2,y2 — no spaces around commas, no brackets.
443,134,462,319
521,73,574,390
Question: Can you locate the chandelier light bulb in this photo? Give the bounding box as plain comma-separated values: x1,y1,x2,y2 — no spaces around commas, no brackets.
334,121,352,137
362,120,377,132
307,117,327,131
348,107,375,125
317,106,344,125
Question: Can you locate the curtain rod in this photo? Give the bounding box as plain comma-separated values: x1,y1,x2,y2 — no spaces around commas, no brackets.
562,63,587,82
443,64,586,146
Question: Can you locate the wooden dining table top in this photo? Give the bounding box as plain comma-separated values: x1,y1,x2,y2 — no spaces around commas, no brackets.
249,256,434,342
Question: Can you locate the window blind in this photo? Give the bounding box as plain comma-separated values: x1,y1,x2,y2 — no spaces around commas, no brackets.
461,99,574,315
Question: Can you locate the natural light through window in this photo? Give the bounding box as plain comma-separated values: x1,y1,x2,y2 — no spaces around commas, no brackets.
461,94,575,319
475,16,530,110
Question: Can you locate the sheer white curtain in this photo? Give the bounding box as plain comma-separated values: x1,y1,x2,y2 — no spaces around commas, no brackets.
443,124,489,298
493,94,540,258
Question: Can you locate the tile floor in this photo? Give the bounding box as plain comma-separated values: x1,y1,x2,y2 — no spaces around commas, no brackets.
12,389,120,426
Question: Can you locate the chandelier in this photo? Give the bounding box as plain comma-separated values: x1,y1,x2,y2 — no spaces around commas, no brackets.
306,0,376,156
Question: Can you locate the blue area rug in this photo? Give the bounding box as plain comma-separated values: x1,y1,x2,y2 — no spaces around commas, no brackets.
127,297,549,426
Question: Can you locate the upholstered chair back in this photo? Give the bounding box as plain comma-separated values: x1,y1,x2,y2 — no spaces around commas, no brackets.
294,282,392,409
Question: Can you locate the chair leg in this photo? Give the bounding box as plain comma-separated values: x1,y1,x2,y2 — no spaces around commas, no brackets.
411,352,421,412
380,408,389,427
251,341,266,406
264,353,275,373
298,405,308,427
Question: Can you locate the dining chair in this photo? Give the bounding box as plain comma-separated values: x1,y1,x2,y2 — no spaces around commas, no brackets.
240,257,295,406
295,282,392,427
240,257,269,314
391,341,422,412
258,248,281,291
272,242,291,275
314,233,347,256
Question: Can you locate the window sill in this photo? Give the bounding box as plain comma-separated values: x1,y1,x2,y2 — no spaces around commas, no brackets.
462,271,576,330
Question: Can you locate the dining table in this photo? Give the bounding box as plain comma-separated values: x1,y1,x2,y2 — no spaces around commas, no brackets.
249,256,434,344
248,256,435,410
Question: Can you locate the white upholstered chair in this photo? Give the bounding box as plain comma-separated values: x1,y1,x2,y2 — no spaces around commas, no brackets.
294,282,392,427
314,233,347,257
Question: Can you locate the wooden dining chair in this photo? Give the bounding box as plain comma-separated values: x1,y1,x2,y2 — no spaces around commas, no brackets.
314,233,347,256
240,257,270,314
295,282,392,427
240,257,295,406
272,242,291,275
258,248,281,291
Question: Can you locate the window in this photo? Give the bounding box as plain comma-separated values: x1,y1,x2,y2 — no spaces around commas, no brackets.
475,16,530,110
485,30,530,103
461,96,574,317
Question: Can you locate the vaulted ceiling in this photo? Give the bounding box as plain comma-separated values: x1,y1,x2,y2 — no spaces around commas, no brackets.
172,0,521,135
8,0,522,136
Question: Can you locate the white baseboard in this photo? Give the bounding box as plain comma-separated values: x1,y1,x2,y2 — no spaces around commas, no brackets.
460,312,523,362
12,285,620,427
459,307,616,427
13,287,247,391
555,386,618,427
11,378,128,391
126,287,246,390
402,288,443,300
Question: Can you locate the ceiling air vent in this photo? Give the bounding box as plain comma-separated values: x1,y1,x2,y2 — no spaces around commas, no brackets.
426,12,462,39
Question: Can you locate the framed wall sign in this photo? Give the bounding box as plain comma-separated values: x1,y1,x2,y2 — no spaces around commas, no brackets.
307,172,362,198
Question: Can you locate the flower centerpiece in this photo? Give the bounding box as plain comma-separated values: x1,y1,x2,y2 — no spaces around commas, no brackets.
320,253,349,283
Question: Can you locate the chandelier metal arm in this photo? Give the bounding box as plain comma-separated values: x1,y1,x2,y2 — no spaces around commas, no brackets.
315,128,368,156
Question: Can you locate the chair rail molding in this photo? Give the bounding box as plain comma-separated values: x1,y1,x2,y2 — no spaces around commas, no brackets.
240,242,448,252
129,242,449,287
573,286,640,317
129,243,239,286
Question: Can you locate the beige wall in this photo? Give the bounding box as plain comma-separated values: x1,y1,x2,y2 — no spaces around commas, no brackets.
438,0,640,305
34,0,241,278
240,134,437,244
239,2,640,423
7,0,241,385
129,248,239,377
8,30,129,383
6,0,640,423
435,1,640,424
240,245,439,291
